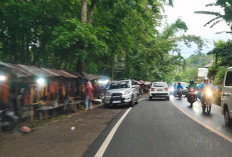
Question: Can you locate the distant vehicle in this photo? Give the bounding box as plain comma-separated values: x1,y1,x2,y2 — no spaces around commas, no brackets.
149,82,169,101
221,67,232,126
171,82,189,96
177,88,182,100
104,79,139,108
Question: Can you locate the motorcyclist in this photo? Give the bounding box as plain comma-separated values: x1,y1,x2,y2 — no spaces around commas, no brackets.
186,80,198,101
198,77,215,104
187,80,198,90
176,82,184,96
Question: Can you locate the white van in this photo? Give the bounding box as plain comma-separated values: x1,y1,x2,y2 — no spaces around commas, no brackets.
221,67,232,126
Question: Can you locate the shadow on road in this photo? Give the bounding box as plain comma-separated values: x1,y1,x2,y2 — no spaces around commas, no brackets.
104,104,133,109
201,112,214,118
148,99,169,101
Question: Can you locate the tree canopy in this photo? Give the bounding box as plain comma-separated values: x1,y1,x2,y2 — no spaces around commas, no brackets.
0,0,204,82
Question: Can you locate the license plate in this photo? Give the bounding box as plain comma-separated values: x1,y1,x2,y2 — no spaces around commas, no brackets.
113,100,121,103
157,89,163,91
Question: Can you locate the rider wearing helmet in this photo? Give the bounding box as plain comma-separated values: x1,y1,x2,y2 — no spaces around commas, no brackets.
176,82,184,96
187,80,197,90
186,80,198,101
198,77,215,103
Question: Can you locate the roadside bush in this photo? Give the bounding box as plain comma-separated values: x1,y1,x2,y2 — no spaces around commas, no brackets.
213,66,229,86
211,66,228,106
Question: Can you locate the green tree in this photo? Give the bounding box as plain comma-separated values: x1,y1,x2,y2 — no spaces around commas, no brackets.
194,0,232,34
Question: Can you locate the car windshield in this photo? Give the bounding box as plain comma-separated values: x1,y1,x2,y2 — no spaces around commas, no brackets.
181,82,188,88
153,83,166,87
109,81,130,89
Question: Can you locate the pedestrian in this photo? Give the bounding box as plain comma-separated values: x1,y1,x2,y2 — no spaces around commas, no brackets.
85,81,94,111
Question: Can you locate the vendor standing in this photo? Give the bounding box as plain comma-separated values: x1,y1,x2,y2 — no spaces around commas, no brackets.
85,81,94,111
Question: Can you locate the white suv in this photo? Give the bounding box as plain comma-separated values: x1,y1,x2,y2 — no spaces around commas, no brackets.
104,80,139,108
149,82,169,101
221,67,232,126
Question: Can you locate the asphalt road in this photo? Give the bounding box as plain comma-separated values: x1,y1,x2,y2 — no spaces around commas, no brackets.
84,98,232,157
171,95,232,140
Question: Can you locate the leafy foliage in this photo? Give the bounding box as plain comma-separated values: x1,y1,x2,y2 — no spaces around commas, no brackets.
208,40,232,66
194,0,232,34
0,0,204,82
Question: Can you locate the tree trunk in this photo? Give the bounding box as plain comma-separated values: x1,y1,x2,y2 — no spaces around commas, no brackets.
76,60,84,74
88,0,98,23
81,0,87,23
77,0,88,74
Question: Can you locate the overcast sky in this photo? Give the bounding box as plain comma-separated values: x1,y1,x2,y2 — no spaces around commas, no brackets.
163,0,231,58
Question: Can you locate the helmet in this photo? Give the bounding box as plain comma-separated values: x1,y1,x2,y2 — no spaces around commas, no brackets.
190,80,194,84
204,77,209,81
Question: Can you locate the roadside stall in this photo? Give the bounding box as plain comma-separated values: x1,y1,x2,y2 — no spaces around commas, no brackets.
83,72,110,98
48,69,83,113
139,80,145,94
144,81,152,93
0,61,84,121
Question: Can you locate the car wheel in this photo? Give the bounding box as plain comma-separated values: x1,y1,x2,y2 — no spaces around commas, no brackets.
149,96,152,101
166,97,170,101
224,107,232,126
104,103,111,108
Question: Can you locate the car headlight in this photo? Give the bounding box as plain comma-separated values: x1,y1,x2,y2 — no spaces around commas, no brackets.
105,92,111,96
124,90,131,95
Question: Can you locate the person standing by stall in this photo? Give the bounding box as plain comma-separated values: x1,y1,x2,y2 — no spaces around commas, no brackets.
85,81,94,111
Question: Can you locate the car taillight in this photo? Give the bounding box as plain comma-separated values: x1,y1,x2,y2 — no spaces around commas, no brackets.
151,88,155,91
165,87,168,91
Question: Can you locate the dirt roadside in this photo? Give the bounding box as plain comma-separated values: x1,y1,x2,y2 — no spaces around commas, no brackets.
0,94,148,157
0,105,122,157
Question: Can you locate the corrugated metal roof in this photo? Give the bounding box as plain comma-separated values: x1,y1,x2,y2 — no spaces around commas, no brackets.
83,72,102,80
0,61,15,68
204,59,214,68
49,69,78,78
0,62,32,78
0,61,82,79
41,68,60,77
9,64,33,77
17,64,55,77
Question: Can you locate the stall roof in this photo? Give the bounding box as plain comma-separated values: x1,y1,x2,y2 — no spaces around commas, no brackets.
49,69,78,78
16,64,57,77
41,68,60,77
83,72,102,81
0,62,32,78
0,61,81,79
71,72,82,78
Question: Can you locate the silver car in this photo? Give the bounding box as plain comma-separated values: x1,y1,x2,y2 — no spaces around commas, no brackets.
221,67,232,126
104,80,139,108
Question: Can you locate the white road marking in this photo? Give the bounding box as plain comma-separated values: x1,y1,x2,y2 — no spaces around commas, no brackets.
95,107,132,157
138,97,147,101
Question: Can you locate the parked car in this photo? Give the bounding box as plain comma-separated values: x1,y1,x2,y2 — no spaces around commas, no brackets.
149,82,169,101
104,79,139,108
172,82,189,96
221,67,232,126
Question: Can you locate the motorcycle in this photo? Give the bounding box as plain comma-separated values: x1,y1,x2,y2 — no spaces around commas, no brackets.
187,88,197,107
0,108,18,132
201,88,213,114
177,89,182,100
